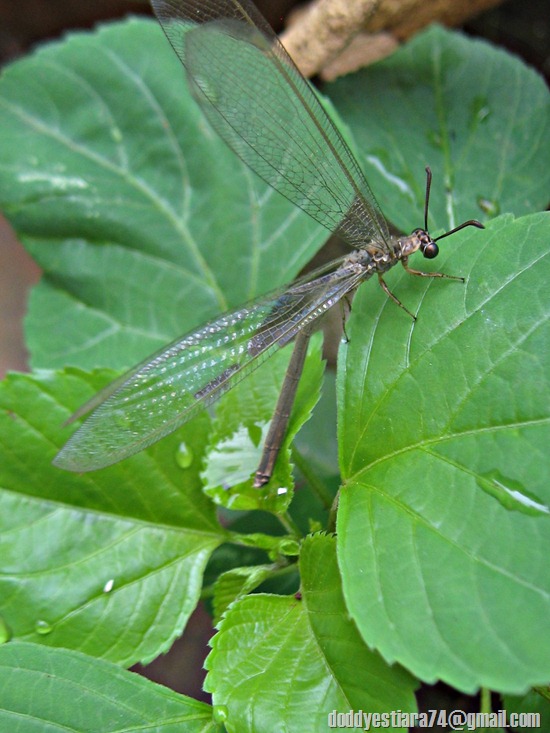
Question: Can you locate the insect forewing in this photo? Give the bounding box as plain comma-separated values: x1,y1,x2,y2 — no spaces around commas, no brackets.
150,0,390,248
54,259,368,471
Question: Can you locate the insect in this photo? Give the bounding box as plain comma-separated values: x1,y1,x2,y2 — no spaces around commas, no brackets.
54,0,483,485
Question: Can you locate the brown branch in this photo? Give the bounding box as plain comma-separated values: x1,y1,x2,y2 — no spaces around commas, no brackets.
280,0,378,77
281,0,506,80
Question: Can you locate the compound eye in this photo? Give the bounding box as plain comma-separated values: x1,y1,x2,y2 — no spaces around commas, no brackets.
422,242,439,259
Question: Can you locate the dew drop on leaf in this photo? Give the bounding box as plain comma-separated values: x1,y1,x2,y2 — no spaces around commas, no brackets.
103,578,115,593
470,95,491,125
175,441,194,469
212,704,228,723
35,619,53,635
477,471,549,516
477,197,499,216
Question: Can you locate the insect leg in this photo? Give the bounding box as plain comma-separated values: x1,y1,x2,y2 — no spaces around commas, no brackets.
402,258,464,282
254,323,314,488
377,274,416,321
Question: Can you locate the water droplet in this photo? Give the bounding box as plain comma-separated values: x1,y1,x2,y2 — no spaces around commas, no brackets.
477,471,549,516
175,442,194,469
103,578,115,593
470,95,491,125
35,619,53,636
212,705,228,723
477,197,499,216
0,616,10,644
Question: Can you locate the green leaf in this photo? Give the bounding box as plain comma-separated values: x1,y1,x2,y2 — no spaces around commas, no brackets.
502,690,550,731
205,534,417,733
212,565,273,625
0,370,225,666
1,11,548,708
327,25,550,232
337,212,550,692
0,642,221,732
0,18,326,369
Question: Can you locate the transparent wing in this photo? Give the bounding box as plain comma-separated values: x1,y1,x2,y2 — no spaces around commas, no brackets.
54,258,371,472
150,0,390,249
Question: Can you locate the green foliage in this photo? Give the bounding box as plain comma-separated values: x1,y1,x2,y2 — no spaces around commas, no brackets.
0,369,223,666
0,15,549,733
338,213,550,692
205,535,417,731
0,19,326,370
328,25,550,232
0,642,220,732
